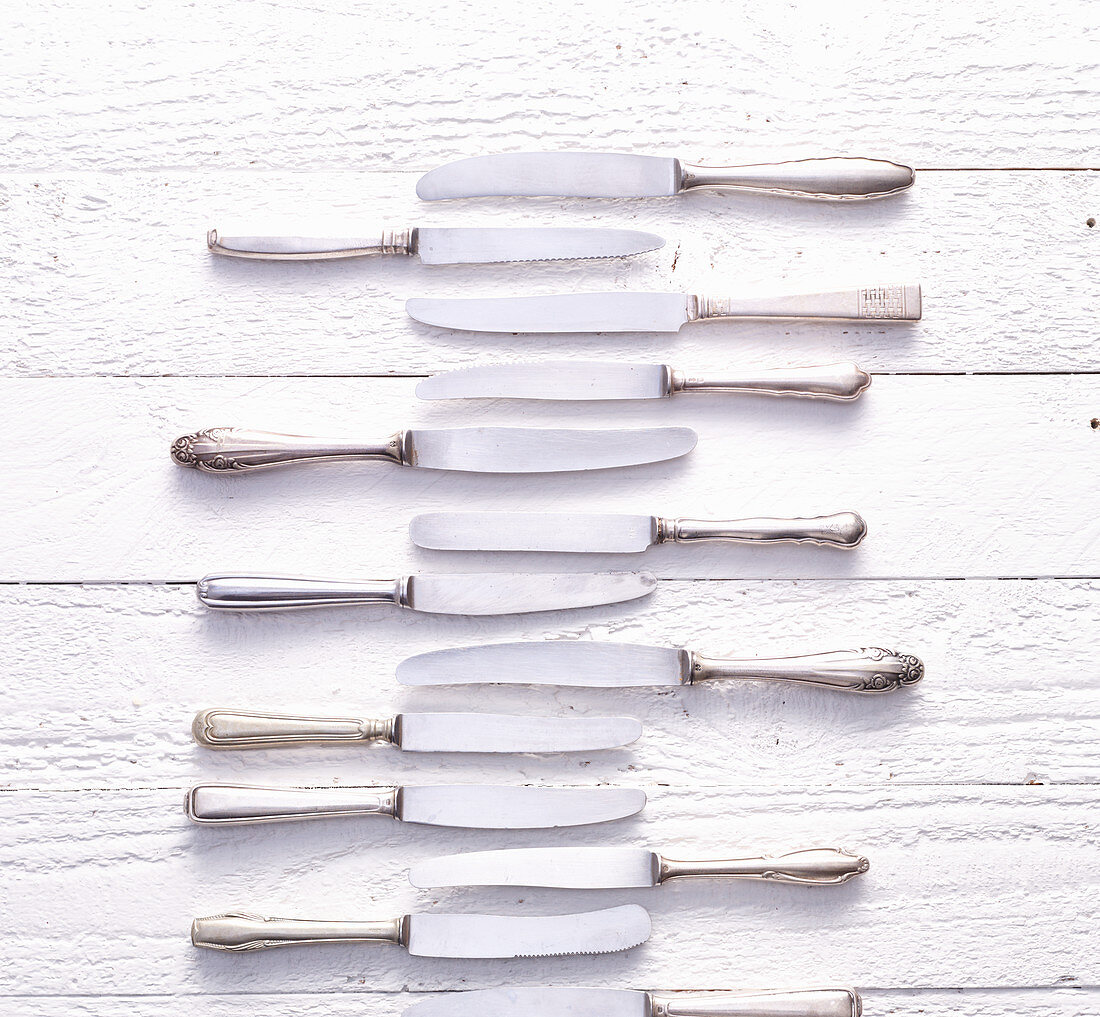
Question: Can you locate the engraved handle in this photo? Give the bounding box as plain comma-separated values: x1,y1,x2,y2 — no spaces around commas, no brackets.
171,427,406,472
192,709,395,749
679,156,913,199
692,285,921,321
186,783,399,825
669,513,866,549
196,574,405,611
671,363,871,401
689,647,924,693
658,847,868,885
208,228,414,260
649,987,862,1017
192,911,404,951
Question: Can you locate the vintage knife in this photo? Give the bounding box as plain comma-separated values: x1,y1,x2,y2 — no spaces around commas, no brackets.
191,707,641,752
194,571,656,613
186,782,646,828
405,986,862,1017
207,226,664,263
192,904,650,957
410,511,868,553
416,151,914,200
397,643,924,694
410,845,868,889
171,425,697,473
417,361,872,402
406,284,921,332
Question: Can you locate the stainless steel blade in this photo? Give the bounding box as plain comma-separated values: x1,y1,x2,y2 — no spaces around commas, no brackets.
396,640,687,687
410,846,659,889
397,784,646,828
405,425,696,472
405,986,649,1017
403,572,657,615
411,512,659,553
416,361,671,401
405,904,651,958
415,227,664,264
395,712,641,752
406,292,691,333
416,152,681,199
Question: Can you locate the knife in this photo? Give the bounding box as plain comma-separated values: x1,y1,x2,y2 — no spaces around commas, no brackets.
410,845,868,889
396,643,925,694
406,285,921,332
410,511,868,553
417,361,872,402
404,986,862,1017
194,571,656,613
207,226,664,263
171,425,697,473
186,782,646,828
191,707,641,752
416,151,914,200
191,904,650,956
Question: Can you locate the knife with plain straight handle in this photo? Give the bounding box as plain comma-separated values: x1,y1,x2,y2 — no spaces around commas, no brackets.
186,782,646,828
207,226,665,263
404,986,863,1017
410,845,868,889
416,151,914,200
396,643,924,693
416,361,872,402
191,708,641,752
191,904,650,957
406,284,921,333
171,425,697,473
410,511,868,553
194,571,656,614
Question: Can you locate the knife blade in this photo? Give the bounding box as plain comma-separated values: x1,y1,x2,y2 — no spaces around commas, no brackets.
396,642,925,694
207,226,664,264
416,151,914,200
406,285,921,332
191,707,642,752
171,425,697,473
410,511,868,552
410,845,868,889
192,904,650,957
186,782,647,828
195,571,657,613
416,361,872,402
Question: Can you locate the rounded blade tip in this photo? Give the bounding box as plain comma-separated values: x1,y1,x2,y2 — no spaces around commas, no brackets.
415,169,448,200
612,786,647,818
667,426,698,458
611,716,644,746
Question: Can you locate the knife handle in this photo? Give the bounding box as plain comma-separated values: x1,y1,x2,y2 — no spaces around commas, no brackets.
196,574,405,611
207,228,415,260
171,427,406,472
192,912,405,951
192,709,395,749
678,156,913,199
649,988,861,1017
658,847,868,886
186,783,399,825
688,647,924,693
666,513,866,549
691,284,921,321
670,363,871,401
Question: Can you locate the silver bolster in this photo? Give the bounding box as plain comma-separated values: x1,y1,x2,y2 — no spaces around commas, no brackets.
192,912,405,951
171,426,407,472
689,647,925,693
691,285,921,321
195,574,406,611
649,988,862,1017
657,847,868,886
207,227,415,259
186,783,399,825
669,363,871,401
678,156,913,199
665,513,867,548
192,709,395,749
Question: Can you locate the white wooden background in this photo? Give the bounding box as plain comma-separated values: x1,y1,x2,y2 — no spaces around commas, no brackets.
2,2,1098,1015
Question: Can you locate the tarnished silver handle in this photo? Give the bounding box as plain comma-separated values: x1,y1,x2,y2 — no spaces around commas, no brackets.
171,427,406,472
679,156,913,199
671,363,871,401
668,513,866,549
658,847,868,886
689,647,924,693
649,988,862,1017
186,783,399,825
692,284,921,321
192,912,404,951
196,574,405,611
192,709,395,749
208,228,414,260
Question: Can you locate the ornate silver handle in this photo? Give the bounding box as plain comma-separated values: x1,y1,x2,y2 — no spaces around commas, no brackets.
207,228,414,260
679,156,913,199
192,912,404,951
186,783,399,825
649,987,861,1017
670,363,871,401
192,709,395,749
657,847,868,886
664,513,866,549
171,427,406,472
196,574,405,611
689,647,924,693
690,284,921,321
